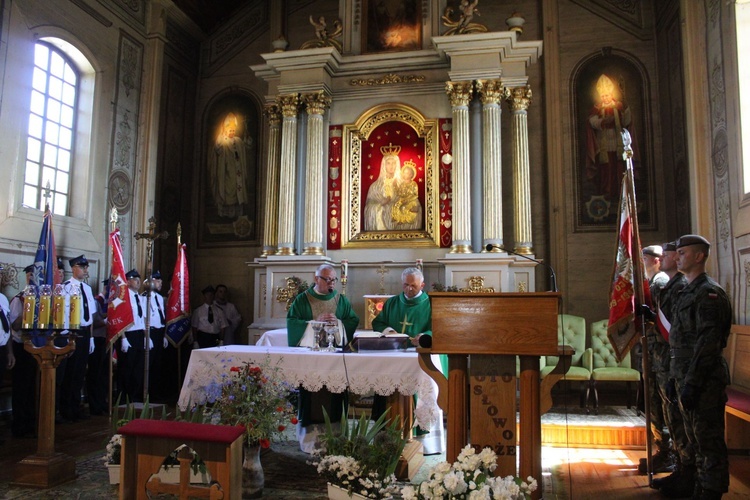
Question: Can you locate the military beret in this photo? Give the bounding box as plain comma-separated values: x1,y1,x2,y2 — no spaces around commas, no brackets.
676,234,711,249
151,270,162,280
662,241,677,252
202,285,215,294
102,278,110,287
125,269,141,279
642,245,663,258
57,257,65,269
69,254,88,267
24,264,35,273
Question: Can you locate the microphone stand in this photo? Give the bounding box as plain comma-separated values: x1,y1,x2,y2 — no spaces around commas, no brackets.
485,244,558,292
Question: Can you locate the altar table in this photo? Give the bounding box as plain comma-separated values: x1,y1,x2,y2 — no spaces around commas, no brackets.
177,345,440,429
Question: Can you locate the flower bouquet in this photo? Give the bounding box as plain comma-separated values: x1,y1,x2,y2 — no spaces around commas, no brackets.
204,358,297,448
313,408,407,499
400,445,537,499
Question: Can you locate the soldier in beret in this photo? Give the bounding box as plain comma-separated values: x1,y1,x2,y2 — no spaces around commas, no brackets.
659,235,732,499
8,265,38,437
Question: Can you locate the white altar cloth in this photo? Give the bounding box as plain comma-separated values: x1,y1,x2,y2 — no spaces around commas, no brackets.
177,345,439,428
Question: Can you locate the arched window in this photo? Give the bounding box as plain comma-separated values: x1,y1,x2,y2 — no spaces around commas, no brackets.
736,1,750,195
23,42,79,215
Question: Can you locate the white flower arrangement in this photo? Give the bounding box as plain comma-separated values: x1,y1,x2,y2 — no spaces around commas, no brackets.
105,433,122,465
316,455,399,498
400,445,538,500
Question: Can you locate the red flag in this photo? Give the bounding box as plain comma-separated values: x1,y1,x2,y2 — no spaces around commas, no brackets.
166,243,190,347
106,229,134,346
606,166,645,361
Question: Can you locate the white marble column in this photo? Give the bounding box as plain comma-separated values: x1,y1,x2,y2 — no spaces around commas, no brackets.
445,81,474,254
476,79,505,252
505,86,534,254
276,93,300,255
302,91,331,255
261,104,282,256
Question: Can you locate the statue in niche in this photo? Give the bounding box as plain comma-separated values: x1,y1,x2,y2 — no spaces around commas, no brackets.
391,160,423,230
208,113,253,219
364,143,401,231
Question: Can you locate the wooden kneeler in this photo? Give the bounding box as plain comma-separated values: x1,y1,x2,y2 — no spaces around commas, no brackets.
118,420,245,500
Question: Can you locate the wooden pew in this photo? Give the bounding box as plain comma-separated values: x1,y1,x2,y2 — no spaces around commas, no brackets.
724,324,750,452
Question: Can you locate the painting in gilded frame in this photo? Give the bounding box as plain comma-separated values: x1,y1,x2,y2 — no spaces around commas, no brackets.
363,0,422,53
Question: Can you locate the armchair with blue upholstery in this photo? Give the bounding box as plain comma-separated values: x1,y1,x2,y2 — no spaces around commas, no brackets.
540,314,593,409
590,319,641,414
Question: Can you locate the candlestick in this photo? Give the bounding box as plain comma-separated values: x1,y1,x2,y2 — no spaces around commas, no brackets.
341,259,348,277
38,285,52,329
52,284,65,329
416,259,423,272
22,286,36,329
69,284,81,330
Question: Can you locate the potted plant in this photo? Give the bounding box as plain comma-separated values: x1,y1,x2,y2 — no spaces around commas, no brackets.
203,357,297,498
313,408,407,499
400,444,538,499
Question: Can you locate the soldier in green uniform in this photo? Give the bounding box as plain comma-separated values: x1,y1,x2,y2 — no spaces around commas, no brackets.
661,235,732,499
286,263,359,453
649,242,692,494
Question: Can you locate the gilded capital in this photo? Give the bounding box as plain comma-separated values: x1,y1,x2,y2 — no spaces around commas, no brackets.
504,86,533,112
445,81,473,107
475,80,505,105
264,103,282,126
302,91,332,116
277,94,300,117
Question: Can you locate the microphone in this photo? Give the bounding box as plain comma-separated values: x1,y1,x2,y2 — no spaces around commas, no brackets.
485,244,558,292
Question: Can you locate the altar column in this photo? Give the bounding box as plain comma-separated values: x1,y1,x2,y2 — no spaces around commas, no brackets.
261,104,282,256
276,93,300,255
445,81,474,254
506,86,534,254
476,79,505,252
301,91,331,256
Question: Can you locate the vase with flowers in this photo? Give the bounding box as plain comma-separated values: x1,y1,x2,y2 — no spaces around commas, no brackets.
313,408,406,499
400,444,538,499
204,358,297,498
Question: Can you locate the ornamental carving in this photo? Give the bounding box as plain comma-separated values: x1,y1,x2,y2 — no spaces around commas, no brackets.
446,82,473,107
350,74,426,86
458,276,495,293
275,276,309,311
475,80,505,105
504,86,533,112
108,170,132,214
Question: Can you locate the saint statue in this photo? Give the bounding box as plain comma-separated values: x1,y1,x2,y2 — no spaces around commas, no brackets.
364,143,401,231
391,160,423,230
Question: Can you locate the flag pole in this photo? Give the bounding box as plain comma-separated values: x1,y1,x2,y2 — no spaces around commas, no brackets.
108,208,118,417
622,129,653,483
175,223,183,395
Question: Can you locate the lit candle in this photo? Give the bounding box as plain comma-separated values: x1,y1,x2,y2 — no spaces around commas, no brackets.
53,284,65,329
38,285,52,329
69,285,82,329
22,291,36,330
341,259,348,277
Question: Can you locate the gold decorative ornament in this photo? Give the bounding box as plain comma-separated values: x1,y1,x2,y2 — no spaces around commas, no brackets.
301,15,343,52
349,74,426,86
459,276,495,293
276,276,309,311
442,0,488,35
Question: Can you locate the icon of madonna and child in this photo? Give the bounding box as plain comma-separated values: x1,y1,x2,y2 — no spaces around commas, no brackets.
363,143,424,231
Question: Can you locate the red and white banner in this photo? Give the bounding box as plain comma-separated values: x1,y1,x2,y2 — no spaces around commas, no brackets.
166,243,191,347
106,229,134,346
606,167,645,362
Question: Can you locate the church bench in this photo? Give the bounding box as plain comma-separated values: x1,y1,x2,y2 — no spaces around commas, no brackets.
724,324,750,452
118,419,245,499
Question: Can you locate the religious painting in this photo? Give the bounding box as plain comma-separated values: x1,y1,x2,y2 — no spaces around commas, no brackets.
572,51,655,231
363,0,422,53
339,104,440,248
198,93,260,247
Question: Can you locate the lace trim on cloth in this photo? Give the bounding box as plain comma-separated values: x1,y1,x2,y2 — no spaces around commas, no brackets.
178,347,438,428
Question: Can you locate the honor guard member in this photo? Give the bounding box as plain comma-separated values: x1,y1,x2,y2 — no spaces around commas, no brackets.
118,269,150,402
8,265,38,437
145,271,168,400
59,255,97,421
87,278,110,415
191,285,227,348
663,235,732,500
214,284,241,345
0,264,11,389
651,243,692,494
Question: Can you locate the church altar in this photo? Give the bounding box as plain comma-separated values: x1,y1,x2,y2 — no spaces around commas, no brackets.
177,345,440,429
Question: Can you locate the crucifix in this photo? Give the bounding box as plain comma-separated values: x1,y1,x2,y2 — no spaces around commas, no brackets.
376,264,389,295
134,217,169,401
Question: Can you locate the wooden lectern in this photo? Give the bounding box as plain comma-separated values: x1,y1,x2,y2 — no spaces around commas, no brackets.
419,293,570,498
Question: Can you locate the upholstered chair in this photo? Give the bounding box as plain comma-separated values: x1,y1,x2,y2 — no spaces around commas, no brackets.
540,314,593,409
590,319,641,414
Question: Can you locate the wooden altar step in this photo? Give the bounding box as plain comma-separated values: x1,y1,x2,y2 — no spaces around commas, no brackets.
532,405,646,450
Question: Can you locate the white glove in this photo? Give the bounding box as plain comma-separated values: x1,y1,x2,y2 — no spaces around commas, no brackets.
163,337,168,349
147,338,153,350
121,337,131,353
193,341,200,349
89,337,95,354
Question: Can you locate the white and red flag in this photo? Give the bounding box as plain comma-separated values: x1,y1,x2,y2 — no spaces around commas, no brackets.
606,132,645,362
166,243,190,347
106,229,134,347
